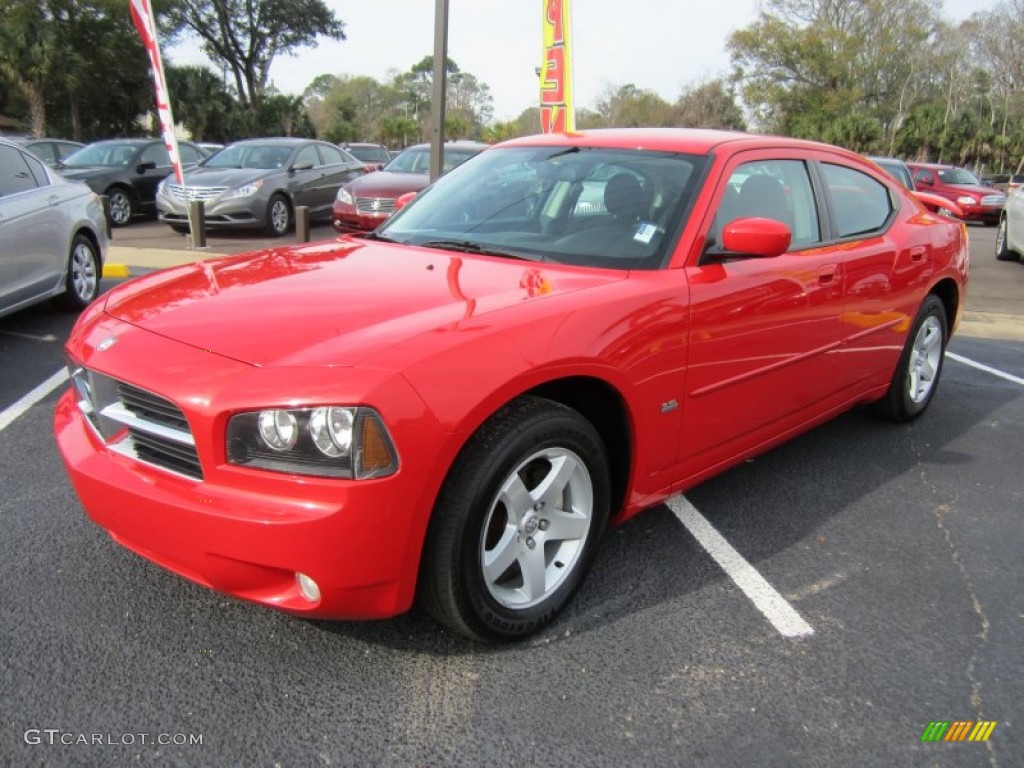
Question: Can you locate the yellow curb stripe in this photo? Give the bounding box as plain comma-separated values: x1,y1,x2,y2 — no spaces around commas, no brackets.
102,263,131,278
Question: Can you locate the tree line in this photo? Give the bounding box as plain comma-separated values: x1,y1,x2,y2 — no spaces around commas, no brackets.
1,0,1021,173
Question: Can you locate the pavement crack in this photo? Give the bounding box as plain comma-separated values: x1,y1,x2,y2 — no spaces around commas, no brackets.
933,499,998,767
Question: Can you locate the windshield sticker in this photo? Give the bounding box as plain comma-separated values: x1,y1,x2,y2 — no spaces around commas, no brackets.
634,222,658,244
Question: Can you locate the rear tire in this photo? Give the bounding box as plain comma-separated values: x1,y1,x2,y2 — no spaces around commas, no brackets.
875,295,947,422
418,397,609,643
54,234,100,311
995,217,1019,261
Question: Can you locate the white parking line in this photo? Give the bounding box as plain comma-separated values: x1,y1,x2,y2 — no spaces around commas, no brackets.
946,351,1024,387
0,330,58,342
667,495,815,638
0,369,68,433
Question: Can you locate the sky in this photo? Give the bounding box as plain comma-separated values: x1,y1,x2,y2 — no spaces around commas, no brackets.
168,0,998,123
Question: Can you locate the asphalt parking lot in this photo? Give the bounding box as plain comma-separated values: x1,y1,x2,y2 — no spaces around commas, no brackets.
1,224,1021,766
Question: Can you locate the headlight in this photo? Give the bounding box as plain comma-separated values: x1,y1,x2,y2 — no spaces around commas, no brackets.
956,195,977,205
226,406,398,479
336,187,353,205
222,179,264,200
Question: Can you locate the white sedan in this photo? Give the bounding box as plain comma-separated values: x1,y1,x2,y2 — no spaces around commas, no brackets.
0,137,108,319
996,185,1024,262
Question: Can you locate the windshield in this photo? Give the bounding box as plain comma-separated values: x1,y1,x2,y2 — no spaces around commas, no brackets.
378,145,707,270
937,168,981,185
347,146,391,164
63,143,139,167
383,146,481,174
203,144,293,170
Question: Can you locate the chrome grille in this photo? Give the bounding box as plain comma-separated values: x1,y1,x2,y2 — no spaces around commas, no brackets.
981,194,1006,207
69,366,202,480
165,184,227,202
354,196,396,215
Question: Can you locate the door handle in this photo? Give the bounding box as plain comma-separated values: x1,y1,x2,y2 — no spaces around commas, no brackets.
817,264,839,284
909,246,926,262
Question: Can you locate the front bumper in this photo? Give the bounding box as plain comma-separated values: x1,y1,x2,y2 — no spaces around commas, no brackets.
157,195,264,230
959,204,1003,224
53,318,443,620
331,201,389,233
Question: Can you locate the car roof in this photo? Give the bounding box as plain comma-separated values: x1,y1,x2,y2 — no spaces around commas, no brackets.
228,137,320,146
906,161,953,169
497,127,857,157
400,141,489,151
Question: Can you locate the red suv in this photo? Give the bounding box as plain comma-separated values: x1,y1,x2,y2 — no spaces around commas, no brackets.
907,162,1005,224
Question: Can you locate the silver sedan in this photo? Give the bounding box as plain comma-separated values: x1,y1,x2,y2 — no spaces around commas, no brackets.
996,185,1024,262
0,137,108,320
157,138,366,237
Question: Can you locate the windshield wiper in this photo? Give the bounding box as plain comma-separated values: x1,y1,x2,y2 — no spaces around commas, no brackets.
359,231,401,243
418,240,536,260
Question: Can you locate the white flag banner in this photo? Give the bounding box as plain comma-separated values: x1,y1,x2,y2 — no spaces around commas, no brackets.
128,0,184,185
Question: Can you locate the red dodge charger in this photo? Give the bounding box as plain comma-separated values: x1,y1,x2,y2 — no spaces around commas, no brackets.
55,129,968,642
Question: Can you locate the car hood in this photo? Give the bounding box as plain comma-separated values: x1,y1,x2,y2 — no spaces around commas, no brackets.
101,238,625,367
59,166,117,182
347,171,430,198
948,184,1003,198
180,166,275,187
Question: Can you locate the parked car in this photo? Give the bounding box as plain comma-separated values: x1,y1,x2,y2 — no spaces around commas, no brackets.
10,136,85,167
57,138,209,226
55,128,968,643
339,142,392,171
995,185,1024,262
0,137,107,319
331,141,487,233
906,162,1006,224
157,137,366,236
867,156,914,190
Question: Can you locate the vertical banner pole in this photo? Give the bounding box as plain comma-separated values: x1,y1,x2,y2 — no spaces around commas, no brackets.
128,0,189,232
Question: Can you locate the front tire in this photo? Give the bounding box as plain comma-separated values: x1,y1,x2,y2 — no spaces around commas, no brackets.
875,295,948,422
106,188,134,227
995,217,1019,261
265,193,291,236
419,397,610,643
54,234,100,311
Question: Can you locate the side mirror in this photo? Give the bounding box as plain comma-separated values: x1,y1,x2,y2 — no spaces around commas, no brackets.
917,176,933,186
136,161,157,173
911,191,963,218
719,217,792,258
395,191,418,211
290,161,315,173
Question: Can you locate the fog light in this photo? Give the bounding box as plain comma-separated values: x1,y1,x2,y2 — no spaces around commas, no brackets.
296,572,321,603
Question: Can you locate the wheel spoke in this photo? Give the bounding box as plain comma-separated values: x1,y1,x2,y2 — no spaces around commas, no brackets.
543,508,588,542
497,473,533,520
482,526,520,583
533,453,580,509
519,544,548,602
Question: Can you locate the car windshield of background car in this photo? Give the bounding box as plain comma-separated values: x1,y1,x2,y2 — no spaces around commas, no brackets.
378,145,706,271
63,143,137,167
347,146,391,165
383,148,430,174
204,144,291,170
937,168,982,185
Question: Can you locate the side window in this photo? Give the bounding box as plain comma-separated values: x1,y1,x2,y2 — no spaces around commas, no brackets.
0,145,43,196
141,144,171,166
295,145,320,168
21,150,50,187
28,143,57,165
317,145,346,165
820,163,892,238
913,168,931,186
178,144,201,165
712,159,820,250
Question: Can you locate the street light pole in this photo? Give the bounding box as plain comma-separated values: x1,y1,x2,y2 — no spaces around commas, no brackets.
429,0,449,181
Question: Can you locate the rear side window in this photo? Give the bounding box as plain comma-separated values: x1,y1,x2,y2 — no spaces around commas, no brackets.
0,145,45,196
821,163,892,238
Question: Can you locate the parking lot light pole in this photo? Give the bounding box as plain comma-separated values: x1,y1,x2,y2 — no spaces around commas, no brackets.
428,0,449,182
